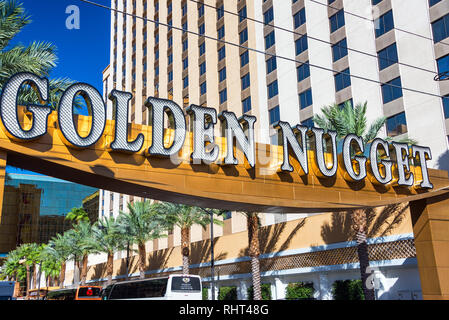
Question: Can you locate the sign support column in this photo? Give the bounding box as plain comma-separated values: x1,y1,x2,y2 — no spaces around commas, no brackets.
410,194,449,300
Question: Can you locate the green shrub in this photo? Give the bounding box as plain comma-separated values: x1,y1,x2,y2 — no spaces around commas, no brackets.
202,287,209,300
218,286,238,300
285,282,315,300
247,283,272,300
332,280,365,300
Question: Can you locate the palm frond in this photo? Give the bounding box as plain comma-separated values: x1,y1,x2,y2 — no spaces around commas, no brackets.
0,0,30,50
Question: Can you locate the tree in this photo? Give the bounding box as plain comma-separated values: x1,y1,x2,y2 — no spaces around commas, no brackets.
71,220,98,285
313,101,416,300
153,202,223,274
243,212,262,300
47,232,74,288
313,101,417,144
91,216,127,285
65,207,90,224
0,0,80,109
1,247,26,282
15,243,41,299
116,201,167,279
40,245,62,288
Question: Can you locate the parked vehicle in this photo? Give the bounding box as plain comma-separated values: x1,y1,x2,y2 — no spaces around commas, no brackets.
0,281,15,300
46,286,102,300
101,274,202,300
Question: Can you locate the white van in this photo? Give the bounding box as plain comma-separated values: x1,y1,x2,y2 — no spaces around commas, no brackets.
101,274,202,300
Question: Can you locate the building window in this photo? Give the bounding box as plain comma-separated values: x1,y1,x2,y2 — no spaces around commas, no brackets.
381,77,403,104
240,50,249,67
302,117,314,128
242,96,252,113
198,4,204,17
200,81,207,95
265,31,275,49
239,6,247,22
378,43,398,70
200,61,206,75
218,25,225,39
183,57,188,70
241,73,251,90
437,54,449,79
266,56,277,74
267,80,279,99
239,28,248,44
442,95,449,119
295,35,308,55
219,88,227,104
299,89,313,109
168,71,173,82
332,38,348,62
269,106,280,125
334,68,351,91
264,7,274,25
218,46,226,60
386,112,407,137
330,9,345,33
217,5,224,20
183,39,188,51
432,13,449,43
198,23,205,35
293,8,306,29
375,10,394,38
183,76,189,88
219,67,226,82
199,42,206,56
297,62,310,82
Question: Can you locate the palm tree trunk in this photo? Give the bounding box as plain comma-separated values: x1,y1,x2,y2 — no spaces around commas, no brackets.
181,227,190,274
247,213,261,300
59,262,66,288
138,242,146,279
80,255,88,285
356,229,375,300
26,264,31,300
352,209,375,300
107,252,114,286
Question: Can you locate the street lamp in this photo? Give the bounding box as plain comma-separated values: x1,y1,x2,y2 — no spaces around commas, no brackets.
200,208,216,301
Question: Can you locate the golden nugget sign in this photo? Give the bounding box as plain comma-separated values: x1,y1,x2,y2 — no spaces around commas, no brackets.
0,73,433,189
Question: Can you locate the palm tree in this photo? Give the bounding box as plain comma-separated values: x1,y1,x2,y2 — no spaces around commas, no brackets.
65,207,90,224
72,220,98,285
15,243,41,299
313,101,416,300
242,211,262,301
0,0,80,109
40,244,62,287
153,202,223,275
47,232,73,288
1,247,26,282
91,216,127,285
116,201,168,279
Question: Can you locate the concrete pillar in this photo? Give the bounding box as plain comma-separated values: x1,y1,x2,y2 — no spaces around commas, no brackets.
237,280,249,300
318,273,332,300
274,277,286,300
208,284,219,300
410,194,449,300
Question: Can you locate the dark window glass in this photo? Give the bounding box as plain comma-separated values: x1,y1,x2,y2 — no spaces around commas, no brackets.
375,10,394,38
171,276,201,292
378,43,398,70
387,112,407,137
381,77,403,103
330,9,345,33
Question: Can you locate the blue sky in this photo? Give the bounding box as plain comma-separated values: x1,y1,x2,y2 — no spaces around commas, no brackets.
6,0,111,174
11,0,111,91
